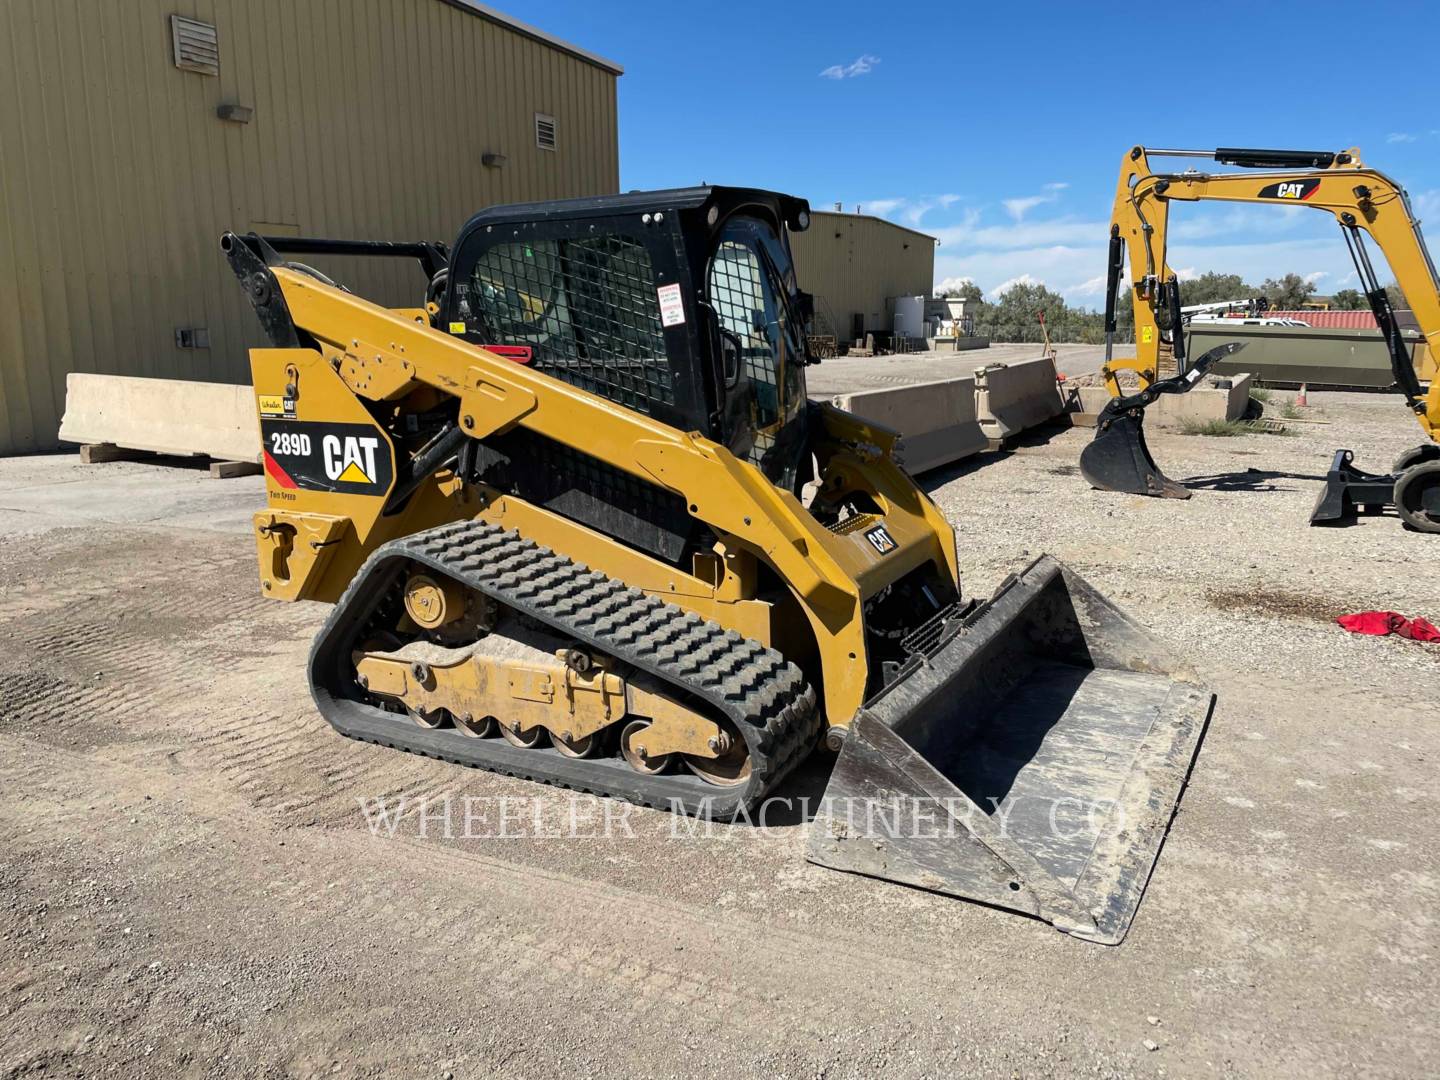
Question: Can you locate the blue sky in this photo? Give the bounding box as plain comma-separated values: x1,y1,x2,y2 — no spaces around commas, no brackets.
531,0,1438,308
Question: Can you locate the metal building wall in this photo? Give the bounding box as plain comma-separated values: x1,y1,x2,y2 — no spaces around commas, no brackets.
0,0,620,454
789,211,935,343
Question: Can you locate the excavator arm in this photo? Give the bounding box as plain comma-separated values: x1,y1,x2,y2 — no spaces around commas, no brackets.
1083,146,1440,530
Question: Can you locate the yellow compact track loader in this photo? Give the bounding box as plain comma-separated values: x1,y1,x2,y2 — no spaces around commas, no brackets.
225,187,1211,943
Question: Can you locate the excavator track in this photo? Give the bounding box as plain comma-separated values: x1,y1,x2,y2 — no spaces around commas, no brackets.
309,520,821,816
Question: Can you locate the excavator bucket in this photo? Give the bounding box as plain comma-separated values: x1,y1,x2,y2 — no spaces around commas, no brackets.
807,556,1212,944
1079,407,1191,499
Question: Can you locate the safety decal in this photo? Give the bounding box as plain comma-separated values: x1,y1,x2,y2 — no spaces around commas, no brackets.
1258,179,1320,201
657,282,686,327
259,420,394,496
864,525,898,555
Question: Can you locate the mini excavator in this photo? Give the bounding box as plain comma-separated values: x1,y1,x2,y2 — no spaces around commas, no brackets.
1081,146,1440,532
225,187,1212,943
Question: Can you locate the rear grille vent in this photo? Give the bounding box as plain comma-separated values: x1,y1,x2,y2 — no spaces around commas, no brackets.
171,16,219,76
535,113,556,151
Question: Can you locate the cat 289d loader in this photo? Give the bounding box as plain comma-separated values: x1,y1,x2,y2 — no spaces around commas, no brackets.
224,186,1211,943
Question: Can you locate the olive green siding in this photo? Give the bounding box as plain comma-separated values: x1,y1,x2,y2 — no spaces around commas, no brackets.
0,0,620,454
1189,322,1428,388
789,211,935,342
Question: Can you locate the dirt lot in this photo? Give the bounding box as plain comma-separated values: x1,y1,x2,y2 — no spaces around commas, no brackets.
1,389,1436,1078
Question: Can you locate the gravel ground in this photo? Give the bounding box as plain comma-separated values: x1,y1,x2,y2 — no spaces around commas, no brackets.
0,384,1436,1078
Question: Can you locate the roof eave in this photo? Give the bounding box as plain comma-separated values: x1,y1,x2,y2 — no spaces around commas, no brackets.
436,0,624,75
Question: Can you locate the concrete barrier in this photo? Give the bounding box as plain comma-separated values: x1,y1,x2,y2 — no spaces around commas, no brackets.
973,357,1065,444
1071,372,1253,427
59,374,261,463
828,376,988,474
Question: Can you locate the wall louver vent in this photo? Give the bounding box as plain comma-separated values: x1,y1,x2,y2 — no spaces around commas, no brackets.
171,16,219,76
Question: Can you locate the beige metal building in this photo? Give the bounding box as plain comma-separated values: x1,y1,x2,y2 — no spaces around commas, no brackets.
789,211,936,343
0,0,621,454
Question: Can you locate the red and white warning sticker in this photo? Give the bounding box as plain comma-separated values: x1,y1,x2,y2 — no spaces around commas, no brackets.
657,282,686,328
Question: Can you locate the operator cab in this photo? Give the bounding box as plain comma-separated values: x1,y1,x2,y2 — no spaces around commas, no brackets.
442,186,817,491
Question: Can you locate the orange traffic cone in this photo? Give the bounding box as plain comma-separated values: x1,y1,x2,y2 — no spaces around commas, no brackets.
1296,383,1308,407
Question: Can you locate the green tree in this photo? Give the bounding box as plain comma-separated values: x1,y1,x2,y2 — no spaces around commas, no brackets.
1257,273,1317,310
1178,272,1254,307
1329,288,1366,309
940,280,984,302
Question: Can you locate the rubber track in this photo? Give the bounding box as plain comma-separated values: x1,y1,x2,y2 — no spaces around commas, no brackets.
308,520,821,817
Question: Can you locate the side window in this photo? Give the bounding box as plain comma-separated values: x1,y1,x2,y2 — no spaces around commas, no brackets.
458,235,673,413
706,217,808,480
708,237,781,430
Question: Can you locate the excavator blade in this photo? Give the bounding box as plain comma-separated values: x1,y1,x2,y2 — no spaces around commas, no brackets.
806,556,1212,945
1079,408,1191,499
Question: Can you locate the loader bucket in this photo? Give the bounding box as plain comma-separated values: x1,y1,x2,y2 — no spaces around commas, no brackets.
806,556,1213,945
1079,407,1191,499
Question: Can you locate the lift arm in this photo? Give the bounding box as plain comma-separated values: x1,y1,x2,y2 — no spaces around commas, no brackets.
1102,145,1440,441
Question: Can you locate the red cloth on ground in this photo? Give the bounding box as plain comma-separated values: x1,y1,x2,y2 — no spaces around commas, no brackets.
1401,616,1440,642
1337,611,1440,641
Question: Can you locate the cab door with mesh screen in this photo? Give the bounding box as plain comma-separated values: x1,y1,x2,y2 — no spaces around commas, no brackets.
446,221,706,434
706,217,809,487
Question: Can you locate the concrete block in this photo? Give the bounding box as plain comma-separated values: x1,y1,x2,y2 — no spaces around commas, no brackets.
973,357,1065,444
60,374,261,463
1072,372,1253,428
829,376,988,475
78,443,143,465
209,460,263,479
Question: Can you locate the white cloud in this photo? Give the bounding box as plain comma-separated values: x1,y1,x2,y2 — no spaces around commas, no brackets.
989,273,1044,299
819,55,880,79
1304,270,1329,284
1065,275,1109,296
1002,183,1068,221
1412,188,1440,221
1387,132,1417,144
937,275,975,293
900,193,963,226
828,194,965,229
859,198,904,216
1175,267,1198,281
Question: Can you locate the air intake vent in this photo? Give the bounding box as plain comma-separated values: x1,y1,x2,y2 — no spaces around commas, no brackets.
171,15,219,76
535,113,556,151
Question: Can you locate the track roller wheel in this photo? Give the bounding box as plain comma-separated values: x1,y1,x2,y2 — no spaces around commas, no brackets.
498,720,549,749
409,706,448,731
552,730,602,759
620,720,673,775
453,712,497,739
684,731,752,788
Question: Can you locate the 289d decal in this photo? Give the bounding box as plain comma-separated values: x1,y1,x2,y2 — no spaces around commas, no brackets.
260,420,394,496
